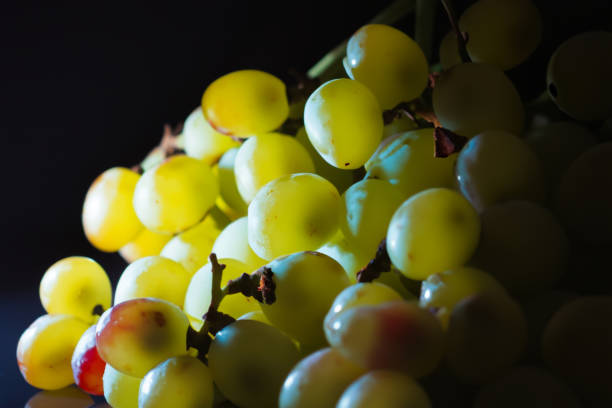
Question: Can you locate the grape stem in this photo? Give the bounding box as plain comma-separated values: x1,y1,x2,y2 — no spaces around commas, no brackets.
134,123,184,174
440,0,471,63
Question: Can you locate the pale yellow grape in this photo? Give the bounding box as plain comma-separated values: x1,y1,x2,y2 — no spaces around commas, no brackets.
248,173,342,260
114,256,191,307
439,31,461,70
216,147,248,217
82,167,142,252
183,106,239,165
17,314,89,390
183,258,259,330
160,207,229,275
103,365,141,408
133,155,218,234
25,387,94,408
382,115,418,139
234,132,314,203
365,129,457,199
387,188,480,280
138,356,213,408
211,216,266,273
345,24,429,109
40,256,111,323
237,310,271,325
201,69,289,137
119,228,172,264
304,78,383,169
433,63,524,137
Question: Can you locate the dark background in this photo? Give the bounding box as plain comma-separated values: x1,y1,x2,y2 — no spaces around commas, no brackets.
1,0,610,406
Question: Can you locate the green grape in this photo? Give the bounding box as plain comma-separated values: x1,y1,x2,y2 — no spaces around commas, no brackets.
470,201,569,294
133,154,218,234
456,130,546,212
259,251,350,348
103,364,141,408
387,188,480,281
234,132,314,203
183,106,239,165
445,291,527,384
183,258,259,330
382,115,418,139
248,173,342,260
542,296,612,406
160,207,229,274
337,370,432,408
82,167,143,252
304,78,383,169
138,356,213,408
114,256,191,307
547,31,612,121
419,266,507,329
40,256,112,323
345,24,428,109
211,216,266,273
95,298,189,377
365,129,457,199
237,310,271,325
17,314,89,390
459,0,542,70
208,320,301,408
279,347,366,408
216,147,248,217
119,227,172,264
325,301,444,377
439,31,461,70
201,69,289,137
25,387,94,408
433,63,524,137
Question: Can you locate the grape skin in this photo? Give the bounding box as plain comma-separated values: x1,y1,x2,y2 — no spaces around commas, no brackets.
211,216,266,273
216,147,248,217
103,364,141,408
183,106,239,165
118,228,172,264
71,325,105,395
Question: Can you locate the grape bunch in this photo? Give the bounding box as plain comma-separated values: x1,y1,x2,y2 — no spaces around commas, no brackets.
17,1,612,407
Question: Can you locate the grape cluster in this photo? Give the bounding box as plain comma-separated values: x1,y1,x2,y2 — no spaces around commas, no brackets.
18,1,612,407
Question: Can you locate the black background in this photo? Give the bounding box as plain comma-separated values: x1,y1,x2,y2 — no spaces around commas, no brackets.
1,0,610,406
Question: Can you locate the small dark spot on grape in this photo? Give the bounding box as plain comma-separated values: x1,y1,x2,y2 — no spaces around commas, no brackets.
152,311,166,327
92,304,104,316
548,82,558,98
345,162,350,166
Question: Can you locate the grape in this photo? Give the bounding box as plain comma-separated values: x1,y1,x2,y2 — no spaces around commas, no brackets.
183,258,259,330
439,31,461,70
211,216,266,273
208,320,301,408
419,266,507,329
456,130,546,212
248,173,342,260
325,301,444,377
17,314,89,390
114,256,191,307
133,154,218,234
25,387,94,408
82,167,142,252
433,63,525,137
470,201,569,294
304,78,383,169
234,132,314,203
103,364,141,408
386,188,480,280
382,115,418,139
337,370,432,408
345,24,428,109
459,0,542,70
95,298,189,377
201,69,289,137
183,106,239,164
71,325,105,395
365,129,457,199
547,31,612,121
317,230,371,282
279,347,365,408
160,206,229,274
138,356,214,408
542,296,612,406
118,227,172,264
216,147,248,217
237,310,271,325
259,251,350,348
39,256,112,323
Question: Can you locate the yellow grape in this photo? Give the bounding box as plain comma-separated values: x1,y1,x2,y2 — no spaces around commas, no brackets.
382,115,418,139
345,24,429,109
304,78,383,169
439,31,461,70
25,387,94,408
386,188,480,280
103,364,141,408
237,310,271,325
211,216,266,273
201,69,289,137
40,256,111,323
234,132,314,203
114,256,191,307
248,173,342,260
216,147,248,217
119,228,172,264
183,106,239,165
17,314,89,390
132,155,218,234
82,167,142,252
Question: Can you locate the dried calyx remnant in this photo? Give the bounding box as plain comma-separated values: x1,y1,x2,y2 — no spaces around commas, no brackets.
357,239,392,283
